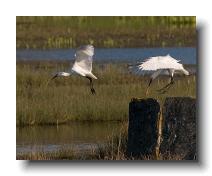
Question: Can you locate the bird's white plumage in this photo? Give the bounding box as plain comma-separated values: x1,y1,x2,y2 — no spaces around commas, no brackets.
71,45,97,79
138,54,183,71
131,54,189,76
73,45,94,73
129,54,190,95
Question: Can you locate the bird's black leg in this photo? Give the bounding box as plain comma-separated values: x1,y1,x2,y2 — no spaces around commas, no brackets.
157,76,174,93
170,76,174,84
146,78,153,95
148,78,153,87
86,77,96,95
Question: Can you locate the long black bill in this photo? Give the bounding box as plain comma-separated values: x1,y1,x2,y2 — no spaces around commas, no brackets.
51,74,58,80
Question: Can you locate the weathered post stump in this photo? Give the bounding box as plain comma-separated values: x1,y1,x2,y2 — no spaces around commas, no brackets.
160,97,196,160
127,98,160,157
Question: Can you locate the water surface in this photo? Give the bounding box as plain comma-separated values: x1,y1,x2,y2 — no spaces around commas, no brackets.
16,47,196,64
16,122,121,154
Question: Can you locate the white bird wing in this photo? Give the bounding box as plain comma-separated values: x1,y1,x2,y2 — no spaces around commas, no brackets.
73,45,94,73
138,55,182,70
130,55,184,76
139,55,182,70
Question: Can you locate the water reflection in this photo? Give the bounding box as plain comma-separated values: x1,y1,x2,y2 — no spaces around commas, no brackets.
16,122,121,154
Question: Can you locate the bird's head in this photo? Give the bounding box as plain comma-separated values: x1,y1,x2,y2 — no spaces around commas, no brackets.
51,72,70,80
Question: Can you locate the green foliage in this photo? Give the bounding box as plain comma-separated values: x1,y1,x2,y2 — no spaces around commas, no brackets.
16,61,196,126
16,16,196,48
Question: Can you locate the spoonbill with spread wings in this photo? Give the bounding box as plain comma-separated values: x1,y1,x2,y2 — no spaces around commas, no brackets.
131,54,189,95
51,45,97,95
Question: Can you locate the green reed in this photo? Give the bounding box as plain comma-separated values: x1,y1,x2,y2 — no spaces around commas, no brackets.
16,16,196,48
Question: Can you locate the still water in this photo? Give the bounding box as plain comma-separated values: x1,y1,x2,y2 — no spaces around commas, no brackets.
16,47,196,64
16,122,121,154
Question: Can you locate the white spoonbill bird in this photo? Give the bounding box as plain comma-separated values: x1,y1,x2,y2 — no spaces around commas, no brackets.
131,54,189,95
51,45,97,94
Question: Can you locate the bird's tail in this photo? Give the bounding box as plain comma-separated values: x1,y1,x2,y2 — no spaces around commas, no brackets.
181,68,189,75
87,73,98,79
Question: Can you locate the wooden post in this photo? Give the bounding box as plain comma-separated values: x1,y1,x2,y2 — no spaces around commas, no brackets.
160,97,196,160
127,98,160,158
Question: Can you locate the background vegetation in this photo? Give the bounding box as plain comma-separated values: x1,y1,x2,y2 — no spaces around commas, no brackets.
16,61,196,126
16,16,196,49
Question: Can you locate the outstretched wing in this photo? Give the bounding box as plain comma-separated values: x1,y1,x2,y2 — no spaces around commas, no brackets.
73,45,94,72
138,55,182,71
129,55,183,75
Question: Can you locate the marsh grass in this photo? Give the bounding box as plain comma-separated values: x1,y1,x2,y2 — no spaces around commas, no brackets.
16,16,196,48
16,61,196,126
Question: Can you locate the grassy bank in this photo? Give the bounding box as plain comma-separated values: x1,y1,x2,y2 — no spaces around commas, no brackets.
16,16,196,48
16,60,196,126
